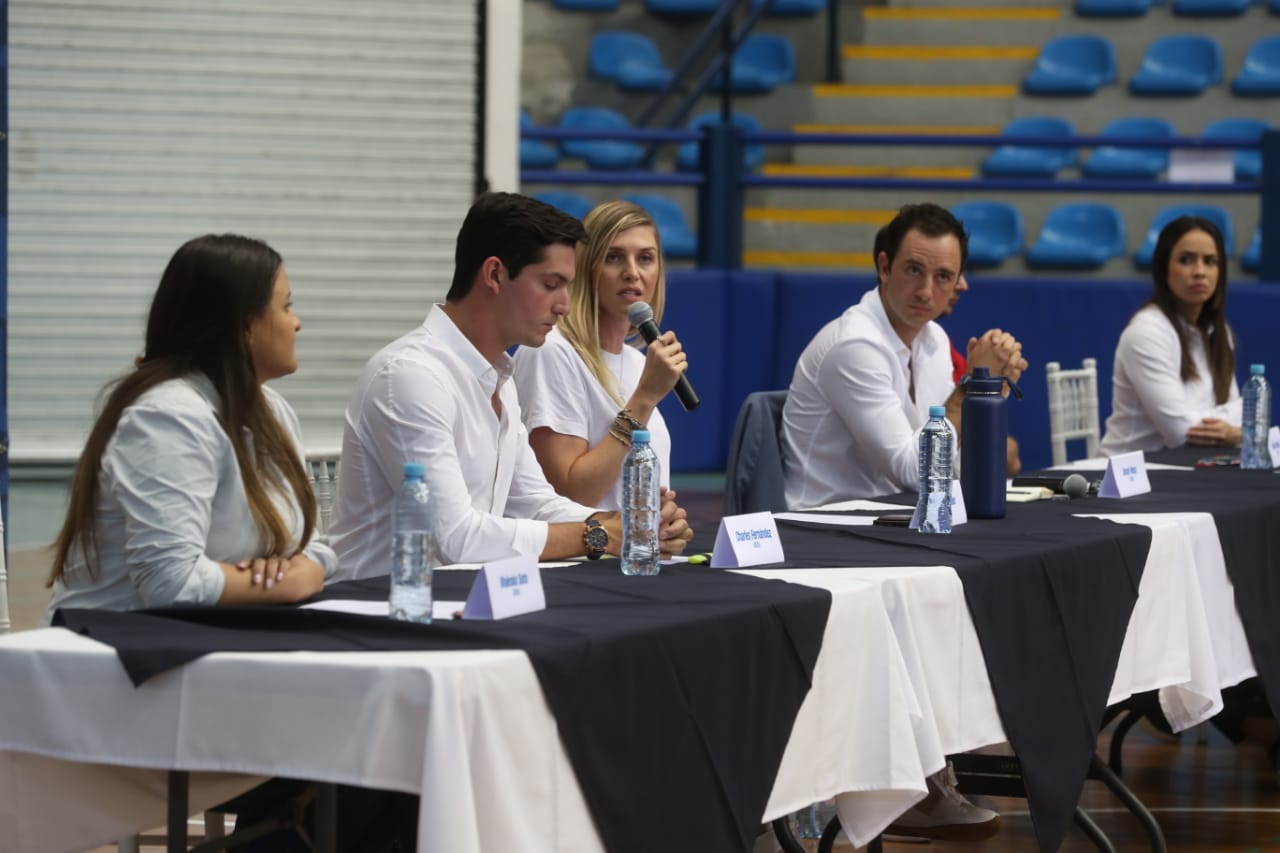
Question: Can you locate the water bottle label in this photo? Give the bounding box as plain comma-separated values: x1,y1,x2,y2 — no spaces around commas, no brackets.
1097,450,1151,499
909,479,966,529
710,511,785,568
460,553,546,620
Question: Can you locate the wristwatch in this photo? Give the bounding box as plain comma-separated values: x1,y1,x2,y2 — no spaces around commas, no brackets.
583,518,609,560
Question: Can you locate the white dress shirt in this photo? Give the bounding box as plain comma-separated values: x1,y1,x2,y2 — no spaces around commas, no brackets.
329,306,598,579
1100,304,1242,456
511,327,672,511
781,287,956,508
43,373,338,623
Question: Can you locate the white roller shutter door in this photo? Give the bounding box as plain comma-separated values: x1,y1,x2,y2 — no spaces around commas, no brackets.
8,0,479,460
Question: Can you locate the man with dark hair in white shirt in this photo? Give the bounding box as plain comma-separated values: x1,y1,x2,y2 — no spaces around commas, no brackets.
329,192,692,578
781,203,1026,510
780,203,1026,842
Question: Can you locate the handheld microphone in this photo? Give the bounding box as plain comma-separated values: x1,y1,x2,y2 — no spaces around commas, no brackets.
1010,473,1091,499
627,301,700,412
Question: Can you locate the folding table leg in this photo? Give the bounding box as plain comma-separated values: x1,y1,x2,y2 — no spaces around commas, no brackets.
1074,807,1117,853
168,770,189,853
1088,755,1167,853
771,817,807,853
314,783,338,853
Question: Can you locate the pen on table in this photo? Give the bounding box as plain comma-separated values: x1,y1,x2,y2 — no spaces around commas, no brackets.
687,553,712,565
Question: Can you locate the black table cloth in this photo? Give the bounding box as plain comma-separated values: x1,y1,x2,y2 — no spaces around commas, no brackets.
773,497,1152,853
56,563,831,853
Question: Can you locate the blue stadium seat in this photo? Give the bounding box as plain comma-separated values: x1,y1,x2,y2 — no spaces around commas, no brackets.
647,0,718,12
716,34,796,93
751,0,825,14
1025,203,1126,269
553,0,620,8
558,107,645,170
1242,226,1262,272
951,201,1025,268
1082,116,1174,179
1203,117,1270,180
676,111,765,172
589,32,674,92
519,111,558,170
533,191,595,221
982,116,1079,178
1023,35,1117,94
621,193,697,259
1172,0,1251,13
1075,0,1153,15
1232,36,1280,95
1133,204,1235,268
1130,35,1224,94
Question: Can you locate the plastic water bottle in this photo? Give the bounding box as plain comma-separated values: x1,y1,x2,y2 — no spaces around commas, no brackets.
390,462,436,622
916,406,953,534
795,799,838,839
621,429,661,576
1242,364,1272,470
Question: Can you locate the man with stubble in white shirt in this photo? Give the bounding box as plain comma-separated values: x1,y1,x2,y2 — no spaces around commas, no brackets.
779,202,1028,842
329,192,693,578
781,202,1027,511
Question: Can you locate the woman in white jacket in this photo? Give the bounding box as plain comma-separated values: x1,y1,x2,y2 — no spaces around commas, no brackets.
1101,216,1241,455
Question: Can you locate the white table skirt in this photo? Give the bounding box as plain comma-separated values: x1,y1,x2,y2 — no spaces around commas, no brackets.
0,508,1253,853
0,570,933,853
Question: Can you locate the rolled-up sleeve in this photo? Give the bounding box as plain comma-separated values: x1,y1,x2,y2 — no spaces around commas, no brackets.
107,405,228,607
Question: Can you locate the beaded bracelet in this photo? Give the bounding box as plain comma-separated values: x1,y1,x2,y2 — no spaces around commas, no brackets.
616,408,645,433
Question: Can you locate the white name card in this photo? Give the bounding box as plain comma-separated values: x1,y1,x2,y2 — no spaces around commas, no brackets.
909,479,967,529
711,511,785,568
1269,426,1280,469
1168,148,1234,184
1098,450,1151,498
461,553,545,620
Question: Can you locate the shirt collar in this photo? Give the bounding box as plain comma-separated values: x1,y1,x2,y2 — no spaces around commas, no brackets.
423,305,512,397
859,286,941,361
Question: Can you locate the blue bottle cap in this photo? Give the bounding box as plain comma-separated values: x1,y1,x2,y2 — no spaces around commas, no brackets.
928,405,946,418
1252,364,1266,375
403,462,425,478
631,429,651,443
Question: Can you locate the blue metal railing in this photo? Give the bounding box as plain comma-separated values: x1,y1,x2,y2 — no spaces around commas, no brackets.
520,125,1277,277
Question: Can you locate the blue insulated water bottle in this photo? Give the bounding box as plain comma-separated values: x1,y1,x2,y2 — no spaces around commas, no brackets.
960,367,1021,519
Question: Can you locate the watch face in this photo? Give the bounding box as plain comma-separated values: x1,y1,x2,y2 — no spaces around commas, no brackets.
585,522,609,553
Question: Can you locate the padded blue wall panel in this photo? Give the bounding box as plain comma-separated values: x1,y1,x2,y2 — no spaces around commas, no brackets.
661,270,729,471
661,271,1280,475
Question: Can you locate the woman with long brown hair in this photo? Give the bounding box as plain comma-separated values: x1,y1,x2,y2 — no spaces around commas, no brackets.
1101,215,1242,455
44,234,333,621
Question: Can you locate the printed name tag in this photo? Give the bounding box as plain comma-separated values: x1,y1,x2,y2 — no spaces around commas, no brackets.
462,553,545,620
711,512,785,568
1269,426,1280,469
909,479,967,529
1098,450,1151,498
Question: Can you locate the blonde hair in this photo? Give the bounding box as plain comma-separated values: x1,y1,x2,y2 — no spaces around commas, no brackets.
558,200,667,406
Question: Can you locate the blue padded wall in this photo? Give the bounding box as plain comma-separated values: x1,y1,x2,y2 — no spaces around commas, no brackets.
663,271,1280,475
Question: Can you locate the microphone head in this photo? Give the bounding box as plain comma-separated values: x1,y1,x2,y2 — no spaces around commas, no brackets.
627,301,654,327
1063,473,1089,499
